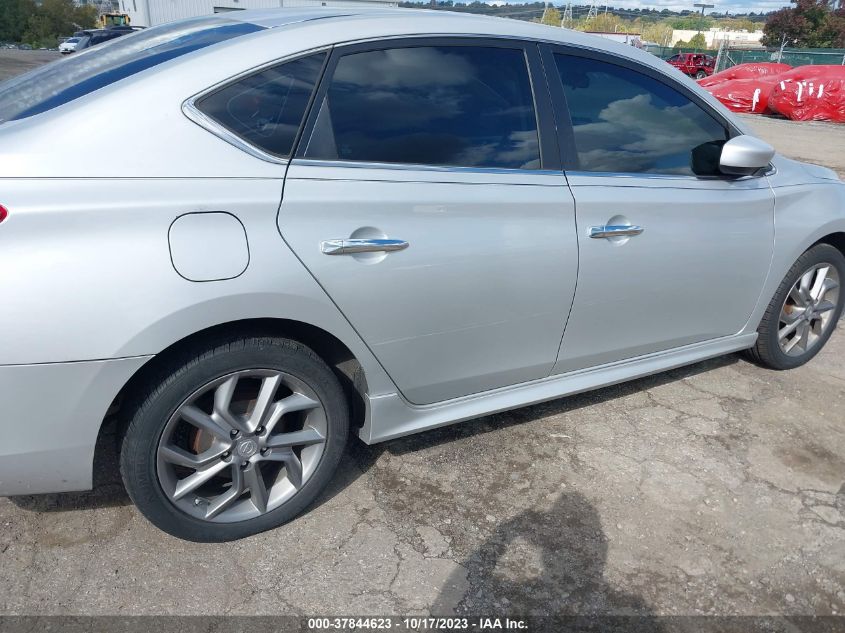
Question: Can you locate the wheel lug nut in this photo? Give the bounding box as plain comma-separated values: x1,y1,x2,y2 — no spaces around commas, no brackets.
221,451,230,460
230,429,239,438
255,426,264,435
260,447,270,456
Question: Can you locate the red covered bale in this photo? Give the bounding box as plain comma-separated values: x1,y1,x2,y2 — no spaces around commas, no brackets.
767,66,845,122
698,62,792,88
705,76,782,114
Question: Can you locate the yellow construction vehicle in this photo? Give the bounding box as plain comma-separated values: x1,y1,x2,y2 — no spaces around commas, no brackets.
97,13,131,29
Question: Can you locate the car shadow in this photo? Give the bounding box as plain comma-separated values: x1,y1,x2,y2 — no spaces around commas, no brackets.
377,353,738,458
11,353,739,515
312,353,739,512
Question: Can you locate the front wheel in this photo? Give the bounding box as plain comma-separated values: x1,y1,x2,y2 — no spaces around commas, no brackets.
746,244,844,370
120,335,349,542
695,70,707,80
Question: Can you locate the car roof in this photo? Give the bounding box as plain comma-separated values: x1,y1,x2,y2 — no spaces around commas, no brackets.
204,7,658,61
156,7,743,121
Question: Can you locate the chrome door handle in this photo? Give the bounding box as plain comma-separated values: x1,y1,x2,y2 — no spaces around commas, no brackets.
589,225,644,239
321,238,409,255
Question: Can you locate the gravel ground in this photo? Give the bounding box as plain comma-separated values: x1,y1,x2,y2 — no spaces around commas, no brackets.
0,50,61,81
0,51,844,619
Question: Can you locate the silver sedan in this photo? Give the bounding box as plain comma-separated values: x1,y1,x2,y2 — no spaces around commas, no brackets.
0,8,842,541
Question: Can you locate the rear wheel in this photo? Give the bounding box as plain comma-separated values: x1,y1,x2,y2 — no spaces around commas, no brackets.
746,244,844,370
120,335,348,542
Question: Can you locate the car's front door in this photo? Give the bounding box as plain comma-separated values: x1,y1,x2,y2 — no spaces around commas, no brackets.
278,39,578,405
545,48,775,373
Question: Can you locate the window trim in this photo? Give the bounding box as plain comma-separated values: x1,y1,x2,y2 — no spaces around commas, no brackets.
291,37,561,173
182,46,331,165
540,43,741,177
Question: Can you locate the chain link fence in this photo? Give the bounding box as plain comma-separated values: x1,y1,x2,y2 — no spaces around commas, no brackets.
645,45,845,71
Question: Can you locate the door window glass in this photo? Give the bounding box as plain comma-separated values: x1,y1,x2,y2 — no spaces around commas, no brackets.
303,45,540,169
555,54,728,175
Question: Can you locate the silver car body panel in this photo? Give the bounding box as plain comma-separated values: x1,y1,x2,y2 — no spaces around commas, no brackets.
279,162,579,405
0,356,151,495
0,8,843,494
361,333,758,443
554,171,775,373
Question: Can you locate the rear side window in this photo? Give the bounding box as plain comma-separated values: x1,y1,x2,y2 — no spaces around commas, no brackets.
303,45,540,170
195,52,326,158
0,17,263,123
554,54,728,175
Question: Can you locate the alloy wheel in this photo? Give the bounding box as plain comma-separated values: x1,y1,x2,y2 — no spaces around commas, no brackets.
778,263,840,357
156,369,327,523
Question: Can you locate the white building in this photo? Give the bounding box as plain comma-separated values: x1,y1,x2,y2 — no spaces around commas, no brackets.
117,0,398,27
585,31,644,49
671,27,764,48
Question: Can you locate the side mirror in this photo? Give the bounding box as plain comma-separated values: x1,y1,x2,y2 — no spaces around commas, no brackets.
719,135,775,176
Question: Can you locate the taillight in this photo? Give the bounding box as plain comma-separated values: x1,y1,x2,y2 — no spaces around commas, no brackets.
0,205,7,223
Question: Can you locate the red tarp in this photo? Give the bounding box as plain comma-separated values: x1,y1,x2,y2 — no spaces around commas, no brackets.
700,63,845,122
698,62,792,88
705,76,782,113
767,66,845,122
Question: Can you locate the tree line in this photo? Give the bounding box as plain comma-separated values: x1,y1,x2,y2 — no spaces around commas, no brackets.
401,0,845,49
762,0,845,48
0,0,98,48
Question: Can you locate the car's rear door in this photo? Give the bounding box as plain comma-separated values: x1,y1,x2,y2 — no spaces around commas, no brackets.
278,38,579,405
544,46,775,373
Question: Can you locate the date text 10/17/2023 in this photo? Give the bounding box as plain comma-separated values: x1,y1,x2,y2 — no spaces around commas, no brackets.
307,617,529,630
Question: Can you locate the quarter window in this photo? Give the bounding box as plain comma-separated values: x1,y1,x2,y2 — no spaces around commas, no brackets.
196,52,326,158
303,45,541,170
554,54,728,175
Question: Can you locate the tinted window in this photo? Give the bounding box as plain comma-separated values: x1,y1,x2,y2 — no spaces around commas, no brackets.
555,55,728,175
196,52,325,158
0,17,263,123
304,45,540,169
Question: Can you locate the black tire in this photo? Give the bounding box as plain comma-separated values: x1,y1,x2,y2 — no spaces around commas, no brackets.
120,335,348,542
745,244,845,370
695,70,707,80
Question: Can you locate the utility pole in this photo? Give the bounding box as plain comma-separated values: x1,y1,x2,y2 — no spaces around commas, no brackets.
587,0,599,20
562,2,573,28
693,2,714,34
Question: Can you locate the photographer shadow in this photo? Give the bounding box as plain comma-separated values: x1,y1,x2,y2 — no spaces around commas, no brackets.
432,491,664,632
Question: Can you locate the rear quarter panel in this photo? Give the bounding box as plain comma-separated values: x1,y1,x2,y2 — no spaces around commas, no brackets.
0,178,398,396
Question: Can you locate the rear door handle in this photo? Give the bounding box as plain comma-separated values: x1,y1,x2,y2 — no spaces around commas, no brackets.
589,225,644,239
321,238,409,255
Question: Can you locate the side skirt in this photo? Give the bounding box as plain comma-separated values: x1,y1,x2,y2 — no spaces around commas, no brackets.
359,333,757,444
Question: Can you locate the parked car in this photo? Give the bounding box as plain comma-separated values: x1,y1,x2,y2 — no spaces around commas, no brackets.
668,52,716,79
71,27,130,52
58,37,81,54
0,9,843,542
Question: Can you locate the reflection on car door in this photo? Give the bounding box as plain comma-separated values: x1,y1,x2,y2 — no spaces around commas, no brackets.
545,49,775,373
278,40,579,405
